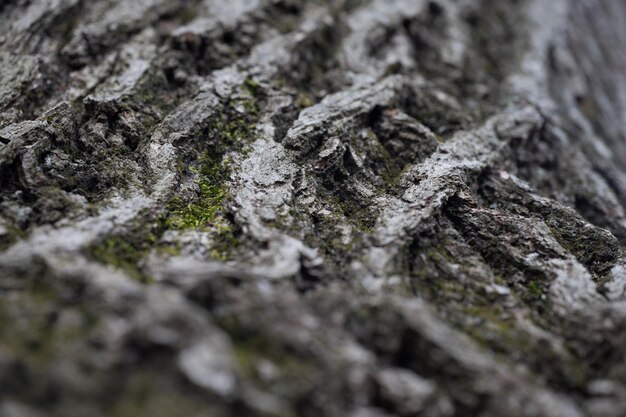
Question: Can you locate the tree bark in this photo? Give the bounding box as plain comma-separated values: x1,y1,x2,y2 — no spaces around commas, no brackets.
1,0,626,416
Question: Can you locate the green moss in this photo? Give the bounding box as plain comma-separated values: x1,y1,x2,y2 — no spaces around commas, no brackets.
201,81,261,150
164,154,240,259
89,236,153,283
168,82,258,226
526,280,543,298
208,221,241,261
158,80,263,261
166,153,231,230
243,78,261,97
86,209,181,283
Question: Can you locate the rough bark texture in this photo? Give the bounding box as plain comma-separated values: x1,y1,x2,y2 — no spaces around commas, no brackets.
1,0,626,416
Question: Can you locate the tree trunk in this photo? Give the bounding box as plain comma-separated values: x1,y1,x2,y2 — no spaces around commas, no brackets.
1,0,626,416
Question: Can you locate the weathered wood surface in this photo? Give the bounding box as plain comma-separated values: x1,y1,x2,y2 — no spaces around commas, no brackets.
1,0,626,416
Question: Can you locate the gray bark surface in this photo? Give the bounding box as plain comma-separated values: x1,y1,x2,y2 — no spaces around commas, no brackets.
1,0,626,416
